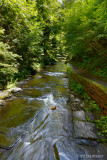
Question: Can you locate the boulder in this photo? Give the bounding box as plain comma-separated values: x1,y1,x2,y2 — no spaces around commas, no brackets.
73,110,86,120
74,98,81,103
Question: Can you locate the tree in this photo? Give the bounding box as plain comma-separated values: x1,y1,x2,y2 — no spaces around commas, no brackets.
62,0,107,78
36,0,62,65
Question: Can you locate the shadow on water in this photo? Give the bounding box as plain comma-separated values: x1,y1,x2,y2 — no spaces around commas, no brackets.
0,62,107,160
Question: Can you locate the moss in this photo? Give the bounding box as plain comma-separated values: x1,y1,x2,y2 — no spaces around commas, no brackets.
68,67,107,115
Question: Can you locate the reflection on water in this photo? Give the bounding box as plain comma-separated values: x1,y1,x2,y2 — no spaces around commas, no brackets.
0,62,106,160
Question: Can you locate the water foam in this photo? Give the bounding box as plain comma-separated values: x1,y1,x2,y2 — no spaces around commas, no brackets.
44,72,65,76
37,94,57,107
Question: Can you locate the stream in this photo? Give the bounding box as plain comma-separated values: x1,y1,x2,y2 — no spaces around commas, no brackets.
0,62,106,160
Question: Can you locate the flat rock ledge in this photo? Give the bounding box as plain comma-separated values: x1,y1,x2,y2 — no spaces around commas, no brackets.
74,120,99,140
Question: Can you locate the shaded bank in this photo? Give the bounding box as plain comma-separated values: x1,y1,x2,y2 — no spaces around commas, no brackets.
68,65,107,115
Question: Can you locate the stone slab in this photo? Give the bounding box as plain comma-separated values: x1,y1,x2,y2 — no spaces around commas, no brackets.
74,120,98,140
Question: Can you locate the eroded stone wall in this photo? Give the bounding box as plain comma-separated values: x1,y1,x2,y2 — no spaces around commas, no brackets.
71,71,107,115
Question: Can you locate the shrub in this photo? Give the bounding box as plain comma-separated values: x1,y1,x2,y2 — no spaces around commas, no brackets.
96,116,107,142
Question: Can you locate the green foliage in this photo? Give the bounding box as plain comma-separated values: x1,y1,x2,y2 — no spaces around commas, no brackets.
35,0,62,65
85,101,100,112
0,0,106,87
73,55,107,80
96,116,107,142
68,66,106,142
68,68,100,113
63,0,107,79
0,41,19,87
0,0,62,87
69,78,84,95
6,80,18,90
68,68,85,95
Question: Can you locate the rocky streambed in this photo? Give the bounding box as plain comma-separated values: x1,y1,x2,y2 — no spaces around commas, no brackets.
0,87,22,105
0,62,107,160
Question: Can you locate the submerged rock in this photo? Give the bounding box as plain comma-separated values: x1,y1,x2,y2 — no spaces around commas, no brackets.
49,106,56,110
0,100,6,106
6,96,17,102
74,120,98,140
0,132,17,149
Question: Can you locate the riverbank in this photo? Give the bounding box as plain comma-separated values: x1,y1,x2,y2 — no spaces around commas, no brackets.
0,63,43,105
67,66,107,142
68,66,107,115
0,76,34,106
0,87,22,107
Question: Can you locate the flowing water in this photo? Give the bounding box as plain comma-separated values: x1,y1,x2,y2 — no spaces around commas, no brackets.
0,62,106,160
